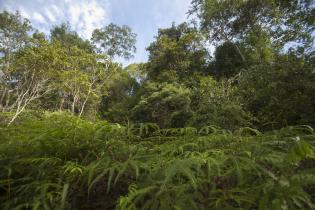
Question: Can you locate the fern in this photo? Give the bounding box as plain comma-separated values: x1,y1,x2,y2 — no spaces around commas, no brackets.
0,113,314,209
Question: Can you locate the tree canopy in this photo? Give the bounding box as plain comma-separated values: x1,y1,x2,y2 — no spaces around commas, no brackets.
92,23,137,59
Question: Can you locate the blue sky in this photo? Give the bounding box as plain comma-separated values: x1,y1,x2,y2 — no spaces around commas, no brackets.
0,0,192,65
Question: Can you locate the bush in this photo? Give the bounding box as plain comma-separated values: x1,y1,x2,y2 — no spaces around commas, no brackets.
0,113,314,209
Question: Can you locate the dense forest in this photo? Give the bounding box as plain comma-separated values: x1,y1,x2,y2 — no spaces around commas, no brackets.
0,0,315,209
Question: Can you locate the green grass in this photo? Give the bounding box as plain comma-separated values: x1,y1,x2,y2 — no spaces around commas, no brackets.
0,112,315,209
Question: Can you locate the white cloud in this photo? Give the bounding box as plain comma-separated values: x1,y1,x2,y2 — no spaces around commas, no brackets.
44,8,57,22
50,4,63,17
0,0,110,39
18,7,31,19
33,12,45,23
66,0,109,38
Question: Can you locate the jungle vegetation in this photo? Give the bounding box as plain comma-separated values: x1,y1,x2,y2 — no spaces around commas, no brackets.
0,0,315,209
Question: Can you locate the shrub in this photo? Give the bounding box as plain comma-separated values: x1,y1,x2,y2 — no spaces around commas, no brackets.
0,113,314,209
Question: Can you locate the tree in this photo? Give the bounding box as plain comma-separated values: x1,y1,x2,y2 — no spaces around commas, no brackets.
125,63,147,83
0,37,117,124
50,46,116,117
132,82,193,128
191,76,251,130
190,0,314,62
238,53,315,130
190,0,315,131
91,23,137,59
50,23,93,53
99,67,140,123
145,22,209,83
212,42,245,78
0,11,32,75
1,40,59,125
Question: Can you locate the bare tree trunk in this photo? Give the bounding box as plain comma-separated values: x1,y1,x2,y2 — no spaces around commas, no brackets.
0,87,7,104
78,96,89,117
78,86,93,117
0,87,7,112
7,94,29,126
71,99,75,114
71,93,79,114
233,43,246,64
6,78,50,126
7,103,24,126
59,95,65,111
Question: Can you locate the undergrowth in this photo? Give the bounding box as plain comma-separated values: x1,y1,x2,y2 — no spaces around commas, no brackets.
0,112,315,209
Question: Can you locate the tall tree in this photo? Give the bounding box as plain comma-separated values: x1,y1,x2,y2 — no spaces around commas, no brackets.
1,40,59,125
145,22,209,83
100,67,140,123
132,82,193,128
238,52,315,129
212,42,245,78
50,23,93,53
190,0,314,61
91,23,137,59
0,11,32,73
43,44,117,116
192,75,251,130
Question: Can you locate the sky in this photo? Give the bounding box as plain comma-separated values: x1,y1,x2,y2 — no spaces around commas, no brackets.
0,0,192,66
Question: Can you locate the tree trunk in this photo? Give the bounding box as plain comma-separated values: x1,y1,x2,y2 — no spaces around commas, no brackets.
59,95,65,111
78,96,89,117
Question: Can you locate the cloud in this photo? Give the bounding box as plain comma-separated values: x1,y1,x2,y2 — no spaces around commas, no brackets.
0,0,192,65
66,0,109,38
33,12,45,23
44,8,57,22
0,0,110,39
18,7,31,19
151,0,191,28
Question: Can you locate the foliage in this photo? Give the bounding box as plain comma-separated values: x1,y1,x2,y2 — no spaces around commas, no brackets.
51,46,116,116
190,0,314,72
0,40,61,124
0,113,314,209
0,4,314,209
1,38,116,124
190,0,314,48
0,11,32,60
50,23,93,53
238,53,315,130
212,42,245,78
132,82,193,128
92,23,137,59
100,68,140,123
124,63,147,83
192,76,252,130
145,22,209,83
0,11,33,119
